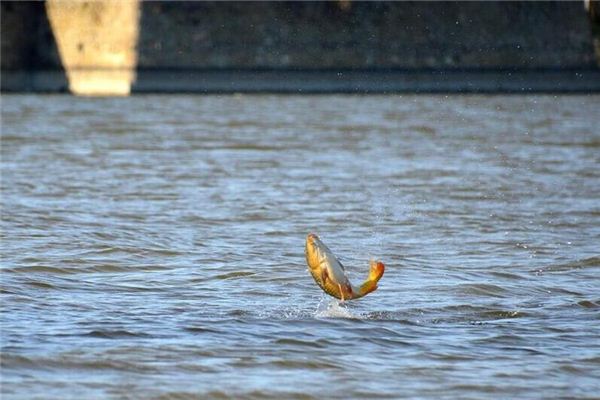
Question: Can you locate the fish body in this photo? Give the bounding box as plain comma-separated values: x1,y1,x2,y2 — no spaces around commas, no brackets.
305,233,384,301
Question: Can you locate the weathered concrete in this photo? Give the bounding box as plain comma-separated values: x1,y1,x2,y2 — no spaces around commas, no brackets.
45,0,139,95
1,1,599,94
135,1,597,70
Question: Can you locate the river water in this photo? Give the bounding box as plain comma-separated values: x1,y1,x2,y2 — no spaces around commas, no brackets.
1,94,599,399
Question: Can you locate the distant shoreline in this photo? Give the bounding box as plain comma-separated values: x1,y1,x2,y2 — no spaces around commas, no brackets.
3,68,600,94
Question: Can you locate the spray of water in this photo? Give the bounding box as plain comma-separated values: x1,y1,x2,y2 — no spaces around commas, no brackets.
314,296,361,319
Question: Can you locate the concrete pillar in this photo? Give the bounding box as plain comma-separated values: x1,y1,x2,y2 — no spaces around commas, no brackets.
45,0,140,96
587,0,600,66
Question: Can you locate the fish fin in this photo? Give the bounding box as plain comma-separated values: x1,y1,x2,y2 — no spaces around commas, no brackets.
359,279,378,297
337,283,345,301
346,283,354,299
356,261,385,298
321,267,329,285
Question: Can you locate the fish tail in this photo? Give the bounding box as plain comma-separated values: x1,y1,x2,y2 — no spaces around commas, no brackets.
357,260,385,298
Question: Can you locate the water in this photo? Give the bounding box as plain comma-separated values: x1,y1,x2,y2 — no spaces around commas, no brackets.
1,94,599,399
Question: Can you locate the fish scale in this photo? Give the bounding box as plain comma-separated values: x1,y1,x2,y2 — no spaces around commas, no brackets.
305,233,384,301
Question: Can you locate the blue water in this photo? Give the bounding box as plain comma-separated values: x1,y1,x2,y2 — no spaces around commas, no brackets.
1,94,599,399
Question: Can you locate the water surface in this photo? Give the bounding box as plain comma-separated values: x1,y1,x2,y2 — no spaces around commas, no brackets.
1,94,599,399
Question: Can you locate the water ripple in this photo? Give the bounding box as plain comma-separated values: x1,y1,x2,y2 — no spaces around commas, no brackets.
1,94,599,399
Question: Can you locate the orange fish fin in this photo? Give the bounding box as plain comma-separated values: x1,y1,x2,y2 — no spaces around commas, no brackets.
337,283,346,301
321,268,329,285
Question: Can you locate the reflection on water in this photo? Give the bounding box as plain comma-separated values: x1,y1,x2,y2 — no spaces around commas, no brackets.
1,94,600,399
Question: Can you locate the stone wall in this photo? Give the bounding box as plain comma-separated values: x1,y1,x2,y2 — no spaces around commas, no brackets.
136,1,597,70
1,1,599,93
0,1,61,70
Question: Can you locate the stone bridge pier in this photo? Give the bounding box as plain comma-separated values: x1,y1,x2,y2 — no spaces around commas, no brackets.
45,0,140,96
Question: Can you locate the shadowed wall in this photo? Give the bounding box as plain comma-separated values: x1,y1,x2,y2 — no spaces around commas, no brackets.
135,1,597,69
0,1,67,91
1,1,599,93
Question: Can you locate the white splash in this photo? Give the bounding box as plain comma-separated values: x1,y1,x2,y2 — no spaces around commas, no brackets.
314,296,360,319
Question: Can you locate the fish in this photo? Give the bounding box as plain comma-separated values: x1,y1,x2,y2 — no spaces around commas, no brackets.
305,233,385,301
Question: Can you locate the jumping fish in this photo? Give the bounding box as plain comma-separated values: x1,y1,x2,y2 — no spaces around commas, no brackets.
305,233,384,301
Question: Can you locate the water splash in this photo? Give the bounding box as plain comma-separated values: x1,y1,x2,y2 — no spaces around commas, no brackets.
314,297,360,319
